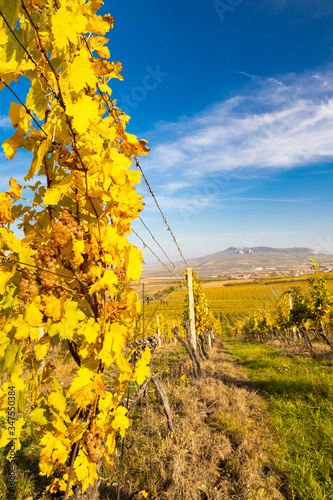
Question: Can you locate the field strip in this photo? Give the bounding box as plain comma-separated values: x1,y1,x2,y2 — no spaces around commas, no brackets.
225,334,333,500
270,286,281,297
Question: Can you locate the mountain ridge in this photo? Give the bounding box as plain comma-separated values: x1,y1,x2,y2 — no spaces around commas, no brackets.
142,246,332,277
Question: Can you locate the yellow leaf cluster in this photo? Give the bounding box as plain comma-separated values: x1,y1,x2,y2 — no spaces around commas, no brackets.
40,432,71,476
0,0,152,492
134,347,151,385
0,178,22,223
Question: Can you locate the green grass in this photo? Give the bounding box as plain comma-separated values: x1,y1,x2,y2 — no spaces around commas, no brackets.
225,333,333,499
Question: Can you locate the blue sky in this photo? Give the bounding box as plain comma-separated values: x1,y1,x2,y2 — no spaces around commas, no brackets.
1,0,333,264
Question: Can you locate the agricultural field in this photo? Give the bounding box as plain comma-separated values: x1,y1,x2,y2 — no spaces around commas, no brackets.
167,282,278,316
138,274,333,339
166,276,333,316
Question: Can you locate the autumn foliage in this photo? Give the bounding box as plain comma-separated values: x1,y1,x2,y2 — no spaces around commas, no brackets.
0,0,151,494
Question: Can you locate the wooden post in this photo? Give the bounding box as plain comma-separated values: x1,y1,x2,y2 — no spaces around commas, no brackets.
208,329,212,349
38,328,45,374
157,315,162,347
142,282,145,341
205,306,212,349
187,268,196,352
288,293,292,310
288,293,297,340
173,320,177,343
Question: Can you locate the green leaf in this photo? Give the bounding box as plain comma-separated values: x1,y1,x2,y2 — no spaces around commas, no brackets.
2,344,20,371
17,390,25,413
0,0,20,29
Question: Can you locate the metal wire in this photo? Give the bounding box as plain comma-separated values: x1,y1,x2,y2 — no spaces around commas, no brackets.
135,158,189,268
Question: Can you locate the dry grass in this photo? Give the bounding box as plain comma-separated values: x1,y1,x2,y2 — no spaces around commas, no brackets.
107,340,284,500
0,340,286,499
263,339,333,364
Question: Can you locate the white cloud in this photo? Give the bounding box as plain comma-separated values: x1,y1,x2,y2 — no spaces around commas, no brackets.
141,68,333,184
0,115,11,128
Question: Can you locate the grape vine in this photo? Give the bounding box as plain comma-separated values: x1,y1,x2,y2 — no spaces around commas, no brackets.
0,0,151,495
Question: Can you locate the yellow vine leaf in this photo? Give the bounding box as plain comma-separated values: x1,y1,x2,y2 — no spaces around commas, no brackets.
25,137,53,181
98,391,117,413
25,300,43,328
30,407,48,426
91,35,110,59
43,173,75,206
89,269,118,295
48,391,66,414
34,341,50,361
2,135,21,160
14,318,30,340
91,59,116,78
9,177,22,200
110,406,129,438
26,78,49,120
0,268,14,293
65,94,100,135
40,432,71,476
0,428,10,449
87,0,104,15
54,300,85,340
47,478,68,494
0,0,150,489
51,1,87,50
43,296,64,322
68,52,97,93
72,238,85,266
0,228,26,253
134,347,151,385
125,245,144,281
0,23,8,46
86,14,112,37
80,318,100,344
99,322,127,366
0,193,14,223
74,449,98,493
68,367,96,408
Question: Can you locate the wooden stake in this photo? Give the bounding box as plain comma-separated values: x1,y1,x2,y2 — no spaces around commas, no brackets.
187,268,196,352
288,293,297,340
156,315,162,346
142,283,145,341
208,331,212,349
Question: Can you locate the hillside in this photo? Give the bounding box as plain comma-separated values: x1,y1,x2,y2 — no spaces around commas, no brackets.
142,246,333,277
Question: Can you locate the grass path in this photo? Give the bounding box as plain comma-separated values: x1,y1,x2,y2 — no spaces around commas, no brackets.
225,334,333,500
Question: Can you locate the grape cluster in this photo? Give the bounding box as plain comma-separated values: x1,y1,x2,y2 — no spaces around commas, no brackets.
52,209,82,248
80,267,95,284
34,245,58,288
18,275,39,302
84,431,105,463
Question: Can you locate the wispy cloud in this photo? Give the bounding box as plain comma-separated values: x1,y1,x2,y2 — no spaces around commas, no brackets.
221,197,306,203
142,68,333,187
0,116,11,129
258,0,333,20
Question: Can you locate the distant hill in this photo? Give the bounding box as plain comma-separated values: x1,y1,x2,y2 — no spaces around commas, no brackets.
142,246,333,277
